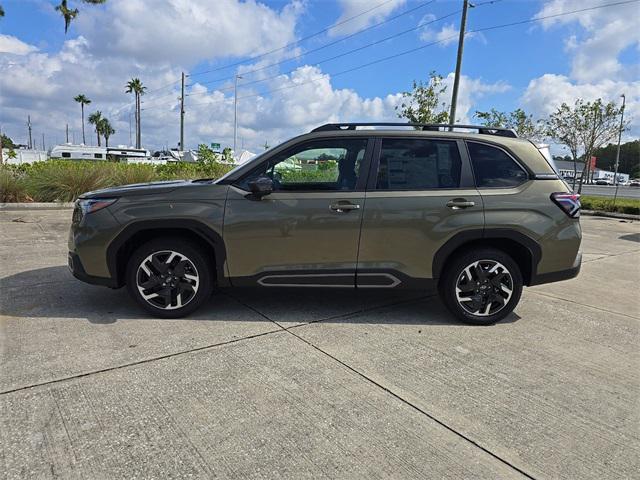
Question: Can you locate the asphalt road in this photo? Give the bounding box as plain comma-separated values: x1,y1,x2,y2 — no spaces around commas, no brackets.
1,209,639,479
580,184,640,198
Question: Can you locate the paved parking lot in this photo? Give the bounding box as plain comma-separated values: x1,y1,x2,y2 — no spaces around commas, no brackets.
1,208,639,479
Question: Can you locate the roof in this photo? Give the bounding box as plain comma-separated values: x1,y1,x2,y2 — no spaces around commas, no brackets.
554,160,584,172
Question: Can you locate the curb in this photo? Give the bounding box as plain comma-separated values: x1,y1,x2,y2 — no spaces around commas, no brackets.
0,202,74,211
582,210,639,221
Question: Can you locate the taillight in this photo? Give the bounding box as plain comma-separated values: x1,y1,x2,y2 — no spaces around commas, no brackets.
551,192,580,218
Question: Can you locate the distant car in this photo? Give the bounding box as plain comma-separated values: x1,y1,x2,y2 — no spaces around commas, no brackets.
595,179,611,186
630,180,640,187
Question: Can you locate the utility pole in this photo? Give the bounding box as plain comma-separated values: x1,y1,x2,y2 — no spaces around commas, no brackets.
27,115,33,149
42,133,45,151
180,71,186,151
234,75,243,153
0,125,4,165
66,124,69,143
612,93,626,206
449,0,472,127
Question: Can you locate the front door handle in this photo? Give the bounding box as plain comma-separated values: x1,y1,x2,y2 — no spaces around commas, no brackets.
330,202,360,213
446,199,475,210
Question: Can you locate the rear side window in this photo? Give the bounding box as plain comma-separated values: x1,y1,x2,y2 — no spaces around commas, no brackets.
467,142,528,188
376,139,461,190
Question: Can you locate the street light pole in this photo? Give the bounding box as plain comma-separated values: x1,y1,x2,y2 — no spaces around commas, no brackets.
612,93,626,206
180,71,185,152
449,0,472,127
234,75,243,153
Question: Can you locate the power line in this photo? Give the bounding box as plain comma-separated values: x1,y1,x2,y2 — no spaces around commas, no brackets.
185,7,461,99
181,0,638,111
187,0,399,78
113,0,430,114
190,0,437,84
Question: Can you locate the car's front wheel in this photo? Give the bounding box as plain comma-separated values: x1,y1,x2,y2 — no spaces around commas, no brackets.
439,248,523,325
126,238,213,318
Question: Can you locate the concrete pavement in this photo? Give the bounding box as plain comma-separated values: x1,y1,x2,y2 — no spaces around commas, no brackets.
1,210,639,479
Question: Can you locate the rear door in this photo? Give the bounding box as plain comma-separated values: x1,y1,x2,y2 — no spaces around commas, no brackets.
356,136,483,287
223,137,372,287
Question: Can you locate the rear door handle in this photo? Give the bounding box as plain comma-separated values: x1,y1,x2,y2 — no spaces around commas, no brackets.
330,202,360,213
446,200,475,210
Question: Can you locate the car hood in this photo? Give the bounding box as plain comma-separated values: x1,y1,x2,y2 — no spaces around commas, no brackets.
80,180,197,199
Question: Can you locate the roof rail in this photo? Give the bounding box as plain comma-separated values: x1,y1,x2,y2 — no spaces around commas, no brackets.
311,122,518,138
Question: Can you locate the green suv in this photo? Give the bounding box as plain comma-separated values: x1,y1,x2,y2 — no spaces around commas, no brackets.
68,123,581,325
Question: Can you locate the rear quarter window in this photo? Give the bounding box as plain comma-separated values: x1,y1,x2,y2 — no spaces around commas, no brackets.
467,142,529,188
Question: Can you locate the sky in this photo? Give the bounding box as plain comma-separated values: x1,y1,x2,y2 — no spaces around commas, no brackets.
0,0,638,153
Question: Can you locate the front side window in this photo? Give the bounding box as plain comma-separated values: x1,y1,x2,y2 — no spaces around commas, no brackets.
467,142,528,188
239,138,367,191
376,138,462,190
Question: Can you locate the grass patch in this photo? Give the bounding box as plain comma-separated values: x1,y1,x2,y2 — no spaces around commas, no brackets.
580,195,640,215
0,160,234,203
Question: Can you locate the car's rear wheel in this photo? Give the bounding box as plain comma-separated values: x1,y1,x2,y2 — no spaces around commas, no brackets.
126,238,213,318
439,248,522,325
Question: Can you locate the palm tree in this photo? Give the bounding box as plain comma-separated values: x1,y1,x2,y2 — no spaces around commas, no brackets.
55,0,106,33
55,0,78,34
88,111,103,146
99,118,115,147
125,78,146,148
74,94,91,145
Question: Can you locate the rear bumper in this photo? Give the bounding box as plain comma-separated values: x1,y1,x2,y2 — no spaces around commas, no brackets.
529,251,582,286
68,252,118,288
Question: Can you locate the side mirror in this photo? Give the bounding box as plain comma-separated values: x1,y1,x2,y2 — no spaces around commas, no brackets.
247,176,273,199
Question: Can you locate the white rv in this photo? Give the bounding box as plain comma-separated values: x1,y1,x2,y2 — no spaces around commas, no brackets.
50,144,107,160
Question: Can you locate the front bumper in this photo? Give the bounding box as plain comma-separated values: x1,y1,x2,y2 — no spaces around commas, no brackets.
68,252,118,288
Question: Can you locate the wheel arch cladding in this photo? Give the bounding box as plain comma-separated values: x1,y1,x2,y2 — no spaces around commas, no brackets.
432,229,541,286
106,219,227,287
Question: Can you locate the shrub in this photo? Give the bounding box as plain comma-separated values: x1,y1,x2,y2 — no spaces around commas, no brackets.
580,195,640,215
24,161,111,202
0,168,30,202
109,163,158,186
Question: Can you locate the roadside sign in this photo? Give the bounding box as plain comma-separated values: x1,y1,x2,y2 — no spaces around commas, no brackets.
211,143,221,150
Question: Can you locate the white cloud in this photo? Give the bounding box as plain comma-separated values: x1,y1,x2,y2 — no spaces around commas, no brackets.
0,34,38,55
522,1,639,139
329,0,406,37
75,0,304,66
521,74,638,137
442,73,511,123
418,14,484,47
534,0,640,83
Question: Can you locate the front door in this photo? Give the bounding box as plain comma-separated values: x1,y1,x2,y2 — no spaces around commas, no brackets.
223,137,372,287
357,137,483,288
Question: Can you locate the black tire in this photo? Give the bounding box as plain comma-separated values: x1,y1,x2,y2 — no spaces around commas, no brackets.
439,248,523,325
125,237,213,318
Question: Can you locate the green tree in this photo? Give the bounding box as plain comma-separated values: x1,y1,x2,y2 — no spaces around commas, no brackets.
74,94,91,145
396,71,449,124
1,134,15,149
474,108,543,139
55,0,106,33
197,144,217,165
126,78,146,149
546,98,625,192
88,111,103,146
99,118,115,147
0,5,5,18
592,140,640,177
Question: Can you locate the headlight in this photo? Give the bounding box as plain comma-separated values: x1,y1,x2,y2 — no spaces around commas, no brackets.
78,198,118,214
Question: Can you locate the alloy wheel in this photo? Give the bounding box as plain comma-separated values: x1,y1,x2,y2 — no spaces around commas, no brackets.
455,260,513,317
136,250,200,310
